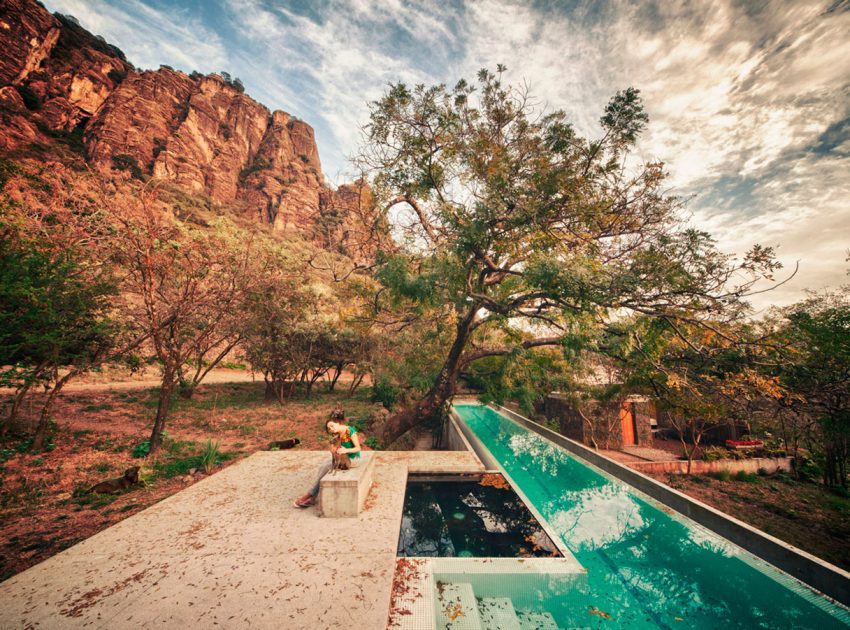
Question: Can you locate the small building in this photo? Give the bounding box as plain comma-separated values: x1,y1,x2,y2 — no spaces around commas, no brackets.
544,392,655,450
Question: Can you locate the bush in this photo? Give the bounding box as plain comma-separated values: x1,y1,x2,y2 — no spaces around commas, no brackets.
107,68,128,83
708,470,731,482
734,471,758,483
131,440,150,458
200,440,220,474
364,436,382,450
371,375,400,410
701,446,728,462
795,454,822,483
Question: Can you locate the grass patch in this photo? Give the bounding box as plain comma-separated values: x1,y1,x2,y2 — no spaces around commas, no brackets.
708,470,732,482
82,403,114,412
92,438,116,452
151,449,237,479
734,471,759,483
72,429,93,439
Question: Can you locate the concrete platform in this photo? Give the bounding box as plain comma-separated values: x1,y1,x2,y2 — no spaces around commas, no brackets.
0,450,485,630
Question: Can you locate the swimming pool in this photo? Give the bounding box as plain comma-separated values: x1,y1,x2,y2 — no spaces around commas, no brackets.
453,403,850,629
397,475,562,558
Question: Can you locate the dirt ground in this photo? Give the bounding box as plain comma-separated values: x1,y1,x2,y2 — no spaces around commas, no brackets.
0,370,390,582
650,470,850,571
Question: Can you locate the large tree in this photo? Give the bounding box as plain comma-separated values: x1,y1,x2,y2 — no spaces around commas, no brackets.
111,188,265,453
361,67,779,445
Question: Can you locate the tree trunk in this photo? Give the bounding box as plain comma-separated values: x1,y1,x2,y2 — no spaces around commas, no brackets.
1,379,35,435
379,308,476,446
31,371,76,451
328,363,344,392
149,365,177,454
177,365,195,399
347,373,365,397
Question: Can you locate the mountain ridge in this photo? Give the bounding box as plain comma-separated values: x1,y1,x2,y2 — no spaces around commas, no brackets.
0,0,381,262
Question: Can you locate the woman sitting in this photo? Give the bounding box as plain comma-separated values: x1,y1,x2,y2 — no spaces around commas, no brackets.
293,417,362,508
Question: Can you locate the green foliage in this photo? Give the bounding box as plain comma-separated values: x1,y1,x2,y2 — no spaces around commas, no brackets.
708,470,732,482
734,471,759,483
239,158,271,181
371,374,400,410
701,446,729,462
200,440,220,474
364,436,382,450
796,454,823,483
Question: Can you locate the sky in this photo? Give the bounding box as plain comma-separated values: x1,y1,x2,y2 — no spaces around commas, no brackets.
42,0,850,311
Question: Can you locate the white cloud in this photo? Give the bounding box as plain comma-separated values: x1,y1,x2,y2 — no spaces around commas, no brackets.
42,0,229,72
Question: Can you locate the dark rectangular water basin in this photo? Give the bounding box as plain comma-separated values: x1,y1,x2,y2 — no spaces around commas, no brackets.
397,473,561,558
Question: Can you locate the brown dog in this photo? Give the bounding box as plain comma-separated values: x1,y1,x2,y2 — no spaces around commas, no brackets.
89,466,141,494
268,438,301,450
331,446,351,471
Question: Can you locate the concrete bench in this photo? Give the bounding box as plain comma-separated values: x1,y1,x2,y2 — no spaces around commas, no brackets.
319,452,375,517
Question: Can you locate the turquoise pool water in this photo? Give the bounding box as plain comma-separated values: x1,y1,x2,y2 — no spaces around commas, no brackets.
454,403,850,629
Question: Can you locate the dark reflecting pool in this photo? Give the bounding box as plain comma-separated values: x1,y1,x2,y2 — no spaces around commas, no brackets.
397,474,561,558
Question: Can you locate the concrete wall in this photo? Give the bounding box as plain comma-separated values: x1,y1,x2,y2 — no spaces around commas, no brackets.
487,403,850,608
544,395,655,449
629,457,793,475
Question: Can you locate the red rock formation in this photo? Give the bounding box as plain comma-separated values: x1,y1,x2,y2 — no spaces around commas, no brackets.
85,67,195,171
0,0,386,260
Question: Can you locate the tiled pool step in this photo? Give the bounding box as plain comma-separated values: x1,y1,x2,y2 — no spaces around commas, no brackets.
434,583,565,630
435,582,481,629
478,597,521,630
388,558,586,629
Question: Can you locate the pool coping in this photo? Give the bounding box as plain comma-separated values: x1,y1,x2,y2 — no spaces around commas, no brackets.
477,401,850,609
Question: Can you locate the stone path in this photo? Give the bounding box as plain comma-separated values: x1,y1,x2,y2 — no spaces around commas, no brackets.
0,450,484,629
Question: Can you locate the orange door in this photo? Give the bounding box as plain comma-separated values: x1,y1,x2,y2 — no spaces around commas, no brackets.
620,405,635,446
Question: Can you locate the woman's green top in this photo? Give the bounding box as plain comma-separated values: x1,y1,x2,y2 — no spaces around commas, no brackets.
340,426,360,459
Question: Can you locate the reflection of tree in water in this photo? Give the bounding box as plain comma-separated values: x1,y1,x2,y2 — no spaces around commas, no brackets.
397,484,455,556
583,497,841,628
398,481,558,558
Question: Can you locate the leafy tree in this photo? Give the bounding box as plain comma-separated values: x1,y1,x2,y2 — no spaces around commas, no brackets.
111,189,265,453
0,172,139,450
771,289,850,487
0,224,117,446
360,67,779,445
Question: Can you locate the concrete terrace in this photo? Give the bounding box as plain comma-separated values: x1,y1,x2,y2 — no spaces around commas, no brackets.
0,450,484,629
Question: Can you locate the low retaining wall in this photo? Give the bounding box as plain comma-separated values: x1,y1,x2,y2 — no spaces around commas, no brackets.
629,457,793,475
487,403,850,608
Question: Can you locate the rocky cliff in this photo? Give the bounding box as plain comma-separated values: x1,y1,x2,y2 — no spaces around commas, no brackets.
0,0,383,258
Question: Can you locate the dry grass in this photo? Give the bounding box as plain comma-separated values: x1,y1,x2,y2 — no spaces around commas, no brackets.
653,471,850,571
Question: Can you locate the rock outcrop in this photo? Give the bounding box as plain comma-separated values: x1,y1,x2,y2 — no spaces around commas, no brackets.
0,0,386,259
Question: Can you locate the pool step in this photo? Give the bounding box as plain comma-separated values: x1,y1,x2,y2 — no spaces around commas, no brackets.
478,597,521,630
436,582,482,629
516,610,560,630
